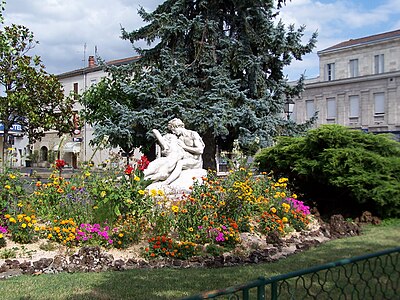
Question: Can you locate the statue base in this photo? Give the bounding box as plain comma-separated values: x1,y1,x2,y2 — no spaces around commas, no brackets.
146,168,207,195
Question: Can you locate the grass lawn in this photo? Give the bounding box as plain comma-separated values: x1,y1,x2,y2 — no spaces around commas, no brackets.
1,219,399,300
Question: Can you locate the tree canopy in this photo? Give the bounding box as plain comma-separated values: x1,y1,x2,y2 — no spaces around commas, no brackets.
254,125,400,218
82,0,317,168
0,2,73,165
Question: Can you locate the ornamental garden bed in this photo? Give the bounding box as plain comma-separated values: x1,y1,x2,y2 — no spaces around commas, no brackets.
0,158,361,278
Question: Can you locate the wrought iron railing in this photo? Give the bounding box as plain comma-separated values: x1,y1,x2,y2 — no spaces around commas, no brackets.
183,247,400,299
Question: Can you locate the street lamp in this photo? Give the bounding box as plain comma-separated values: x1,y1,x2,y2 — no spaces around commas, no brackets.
284,98,295,120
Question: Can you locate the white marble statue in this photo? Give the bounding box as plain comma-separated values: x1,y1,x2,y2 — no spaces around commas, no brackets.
143,131,185,182
144,118,206,191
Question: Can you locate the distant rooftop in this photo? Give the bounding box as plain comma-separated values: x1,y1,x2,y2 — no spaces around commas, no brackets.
319,29,400,54
57,55,141,79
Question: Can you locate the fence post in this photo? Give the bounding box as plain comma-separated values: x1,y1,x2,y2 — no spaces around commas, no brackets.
271,281,278,300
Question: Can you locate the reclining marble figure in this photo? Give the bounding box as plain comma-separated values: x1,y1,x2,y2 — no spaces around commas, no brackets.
144,118,205,186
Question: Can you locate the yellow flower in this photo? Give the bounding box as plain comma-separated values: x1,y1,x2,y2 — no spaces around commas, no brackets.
4,214,10,219
4,185,11,190
157,190,165,196
138,190,145,195
93,206,99,209
134,175,140,182
9,174,16,179
282,217,288,223
118,233,124,237
84,171,91,177
0,234,3,239
24,216,31,222
270,207,277,214
21,223,27,228
188,227,194,232
171,205,179,213
34,226,40,231
57,188,64,193
17,202,23,207
100,191,107,198
150,189,157,197
291,193,298,199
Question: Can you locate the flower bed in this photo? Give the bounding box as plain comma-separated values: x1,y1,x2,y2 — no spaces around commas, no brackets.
1,157,313,262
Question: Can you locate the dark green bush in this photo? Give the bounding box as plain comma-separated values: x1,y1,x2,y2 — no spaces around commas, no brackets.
254,125,400,218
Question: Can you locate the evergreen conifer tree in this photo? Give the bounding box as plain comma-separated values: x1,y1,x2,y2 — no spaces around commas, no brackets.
83,0,317,169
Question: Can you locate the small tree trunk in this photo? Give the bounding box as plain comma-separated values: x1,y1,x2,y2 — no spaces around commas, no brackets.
1,130,10,171
201,130,217,171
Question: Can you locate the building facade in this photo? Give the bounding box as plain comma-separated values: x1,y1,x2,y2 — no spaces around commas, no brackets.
293,29,400,140
31,55,141,169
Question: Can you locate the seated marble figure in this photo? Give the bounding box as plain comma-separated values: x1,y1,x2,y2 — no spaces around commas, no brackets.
144,118,205,186
143,131,185,182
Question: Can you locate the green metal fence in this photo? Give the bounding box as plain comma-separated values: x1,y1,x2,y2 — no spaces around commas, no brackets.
183,247,400,300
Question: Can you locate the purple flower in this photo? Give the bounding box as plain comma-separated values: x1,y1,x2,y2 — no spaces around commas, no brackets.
215,232,225,242
0,226,7,234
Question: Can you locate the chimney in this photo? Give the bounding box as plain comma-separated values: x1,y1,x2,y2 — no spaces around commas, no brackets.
88,55,96,67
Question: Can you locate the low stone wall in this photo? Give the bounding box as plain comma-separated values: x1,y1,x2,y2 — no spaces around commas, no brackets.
0,215,363,279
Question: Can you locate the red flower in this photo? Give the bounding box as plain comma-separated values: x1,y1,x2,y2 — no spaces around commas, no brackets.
125,164,134,175
137,155,149,171
55,159,66,170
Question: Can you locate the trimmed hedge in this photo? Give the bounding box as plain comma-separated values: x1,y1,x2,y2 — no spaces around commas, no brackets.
254,125,400,218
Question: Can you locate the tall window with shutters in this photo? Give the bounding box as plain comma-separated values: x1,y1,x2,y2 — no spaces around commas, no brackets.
326,97,336,122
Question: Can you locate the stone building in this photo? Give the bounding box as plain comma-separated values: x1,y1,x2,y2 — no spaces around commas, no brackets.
31,55,141,169
292,29,400,140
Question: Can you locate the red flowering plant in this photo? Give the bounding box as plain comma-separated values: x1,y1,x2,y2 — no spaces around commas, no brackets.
119,155,153,218
124,155,150,182
54,159,67,176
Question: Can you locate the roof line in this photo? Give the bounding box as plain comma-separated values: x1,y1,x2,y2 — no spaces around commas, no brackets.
57,55,141,78
319,29,400,54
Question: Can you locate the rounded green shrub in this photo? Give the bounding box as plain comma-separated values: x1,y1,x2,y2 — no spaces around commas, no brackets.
254,125,400,218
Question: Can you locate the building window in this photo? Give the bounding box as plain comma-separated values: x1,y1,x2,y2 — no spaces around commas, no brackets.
349,59,359,77
325,63,335,81
305,100,315,120
90,79,97,85
73,82,79,100
349,95,360,117
326,97,336,119
374,92,385,115
374,54,384,74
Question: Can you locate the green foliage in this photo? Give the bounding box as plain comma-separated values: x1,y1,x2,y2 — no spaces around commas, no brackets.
0,15,74,166
254,125,400,217
82,0,317,168
4,213,38,244
0,169,26,213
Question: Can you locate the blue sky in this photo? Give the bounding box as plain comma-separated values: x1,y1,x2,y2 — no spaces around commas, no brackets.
3,0,400,80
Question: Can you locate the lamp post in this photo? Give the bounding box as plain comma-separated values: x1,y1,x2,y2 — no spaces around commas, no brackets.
284,98,295,120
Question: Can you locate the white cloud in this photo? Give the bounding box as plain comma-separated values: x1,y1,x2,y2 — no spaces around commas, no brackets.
3,0,162,73
2,0,399,79
279,0,400,80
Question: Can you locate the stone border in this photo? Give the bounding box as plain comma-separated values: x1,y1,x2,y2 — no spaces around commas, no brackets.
0,215,363,279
